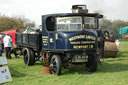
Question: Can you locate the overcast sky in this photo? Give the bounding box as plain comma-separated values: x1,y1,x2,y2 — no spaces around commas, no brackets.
0,0,128,26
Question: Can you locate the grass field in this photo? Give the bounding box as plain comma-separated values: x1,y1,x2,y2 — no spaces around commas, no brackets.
2,41,128,85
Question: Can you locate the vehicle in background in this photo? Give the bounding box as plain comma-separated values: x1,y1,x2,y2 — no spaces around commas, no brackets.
103,31,118,58
1,30,18,48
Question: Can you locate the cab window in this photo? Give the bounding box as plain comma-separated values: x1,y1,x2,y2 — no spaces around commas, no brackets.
46,17,55,31
56,17,82,31
84,17,96,29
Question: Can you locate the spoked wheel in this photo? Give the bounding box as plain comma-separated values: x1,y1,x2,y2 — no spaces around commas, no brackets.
23,48,35,66
50,55,62,75
86,54,97,72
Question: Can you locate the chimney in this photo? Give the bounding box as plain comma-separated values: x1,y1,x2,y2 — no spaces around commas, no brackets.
72,5,88,14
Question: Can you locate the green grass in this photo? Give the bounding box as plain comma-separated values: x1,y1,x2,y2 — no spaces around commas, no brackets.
2,41,128,85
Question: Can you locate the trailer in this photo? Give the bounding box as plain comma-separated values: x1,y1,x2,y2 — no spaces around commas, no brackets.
16,33,42,65
15,5,104,75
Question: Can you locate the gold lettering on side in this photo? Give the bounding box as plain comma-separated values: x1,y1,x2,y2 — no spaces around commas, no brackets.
43,41,48,43
42,36,48,38
70,41,95,45
42,36,48,46
70,42,81,44
69,35,85,41
69,35,96,41
43,38,48,40
43,44,48,46
73,45,94,49
81,41,95,44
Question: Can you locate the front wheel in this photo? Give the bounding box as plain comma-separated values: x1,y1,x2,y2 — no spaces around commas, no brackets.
50,55,62,75
86,54,97,72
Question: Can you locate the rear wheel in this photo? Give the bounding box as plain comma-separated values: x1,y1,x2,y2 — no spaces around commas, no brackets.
50,55,62,75
23,48,35,66
86,54,97,72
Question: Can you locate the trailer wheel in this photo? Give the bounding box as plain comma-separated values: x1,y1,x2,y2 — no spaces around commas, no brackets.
23,48,35,66
86,54,97,72
50,55,62,75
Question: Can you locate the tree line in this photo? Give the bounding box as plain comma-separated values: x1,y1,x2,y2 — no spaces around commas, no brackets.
0,14,35,32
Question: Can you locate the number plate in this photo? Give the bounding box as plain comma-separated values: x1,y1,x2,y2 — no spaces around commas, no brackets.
72,55,88,63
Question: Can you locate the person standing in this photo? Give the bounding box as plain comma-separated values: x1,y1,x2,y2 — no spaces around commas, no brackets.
3,33,12,59
115,40,120,48
0,35,3,56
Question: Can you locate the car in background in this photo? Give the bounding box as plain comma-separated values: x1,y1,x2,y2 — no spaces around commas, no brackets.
0,30,18,48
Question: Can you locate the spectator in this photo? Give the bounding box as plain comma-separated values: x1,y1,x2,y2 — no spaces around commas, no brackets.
115,40,120,48
0,35,3,56
3,33,12,59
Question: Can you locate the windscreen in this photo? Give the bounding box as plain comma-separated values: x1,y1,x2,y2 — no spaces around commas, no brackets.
56,16,96,31
56,17,82,31
84,17,96,29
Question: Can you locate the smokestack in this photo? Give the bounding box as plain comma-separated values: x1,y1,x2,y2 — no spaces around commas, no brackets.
72,5,88,14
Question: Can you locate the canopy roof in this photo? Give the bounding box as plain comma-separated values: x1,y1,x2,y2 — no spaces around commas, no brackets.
120,26,128,34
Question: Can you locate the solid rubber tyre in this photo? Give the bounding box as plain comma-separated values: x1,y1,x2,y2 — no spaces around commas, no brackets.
50,55,62,75
86,54,97,72
23,48,35,66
